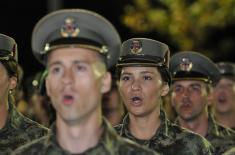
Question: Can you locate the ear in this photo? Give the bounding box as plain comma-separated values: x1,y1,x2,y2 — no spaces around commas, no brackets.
101,72,111,94
9,76,17,90
160,82,169,97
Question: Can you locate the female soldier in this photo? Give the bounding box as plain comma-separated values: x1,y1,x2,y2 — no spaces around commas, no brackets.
115,38,213,155
0,34,49,154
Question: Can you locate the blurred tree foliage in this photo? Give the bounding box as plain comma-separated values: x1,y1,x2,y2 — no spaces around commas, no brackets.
121,0,235,61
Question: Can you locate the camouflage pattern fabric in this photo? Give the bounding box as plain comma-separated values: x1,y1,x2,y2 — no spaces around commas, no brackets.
12,119,158,155
115,110,213,155
223,147,235,155
205,115,235,155
0,102,49,154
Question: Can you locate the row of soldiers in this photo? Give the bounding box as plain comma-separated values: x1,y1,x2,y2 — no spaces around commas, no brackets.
0,8,234,155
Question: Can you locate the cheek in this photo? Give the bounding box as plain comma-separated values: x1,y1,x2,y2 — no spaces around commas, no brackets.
46,77,59,97
118,84,129,99
171,93,181,107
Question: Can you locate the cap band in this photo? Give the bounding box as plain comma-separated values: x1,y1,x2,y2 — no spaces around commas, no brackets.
42,37,108,55
172,71,211,83
116,62,165,67
0,49,16,61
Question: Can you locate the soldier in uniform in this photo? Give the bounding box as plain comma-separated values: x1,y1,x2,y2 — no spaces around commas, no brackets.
169,51,235,155
0,34,49,154
213,62,235,130
12,9,158,155
115,38,213,155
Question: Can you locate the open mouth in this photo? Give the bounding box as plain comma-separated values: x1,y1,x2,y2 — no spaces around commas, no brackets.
63,95,74,105
218,96,226,104
130,96,143,106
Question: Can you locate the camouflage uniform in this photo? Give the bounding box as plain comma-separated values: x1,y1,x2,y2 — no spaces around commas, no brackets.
115,110,213,155
0,102,49,154
12,119,158,155
174,114,235,155
205,115,235,155
223,147,235,155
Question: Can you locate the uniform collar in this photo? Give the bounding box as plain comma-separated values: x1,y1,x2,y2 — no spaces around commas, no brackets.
120,109,175,146
44,118,121,154
0,101,24,134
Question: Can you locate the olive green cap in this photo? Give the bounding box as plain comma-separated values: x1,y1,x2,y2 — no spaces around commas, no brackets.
169,51,220,85
216,62,235,77
31,9,121,68
0,33,18,62
116,38,171,85
116,38,170,67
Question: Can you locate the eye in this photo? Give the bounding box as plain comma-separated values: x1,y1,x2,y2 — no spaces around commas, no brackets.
120,75,130,81
173,85,183,93
75,64,87,72
190,84,201,92
50,66,61,74
143,75,152,80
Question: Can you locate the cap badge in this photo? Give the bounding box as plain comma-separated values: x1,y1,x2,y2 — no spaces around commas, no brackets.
220,69,226,74
61,17,80,37
180,58,193,72
130,40,142,54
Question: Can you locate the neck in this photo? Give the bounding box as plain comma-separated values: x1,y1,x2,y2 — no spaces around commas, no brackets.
178,113,208,137
0,102,9,129
215,111,235,128
129,108,161,140
56,113,103,154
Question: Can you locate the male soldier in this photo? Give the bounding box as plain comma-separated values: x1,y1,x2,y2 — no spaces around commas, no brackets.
213,62,235,130
12,9,158,155
0,34,49,154
170,51,235,155
115,38,213,155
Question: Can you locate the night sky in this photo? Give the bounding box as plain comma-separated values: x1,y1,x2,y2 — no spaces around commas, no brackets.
0,0,234,81
0,0,128,79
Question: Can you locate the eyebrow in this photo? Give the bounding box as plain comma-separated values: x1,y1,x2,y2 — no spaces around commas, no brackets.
48,60,89,67
140,71,154,74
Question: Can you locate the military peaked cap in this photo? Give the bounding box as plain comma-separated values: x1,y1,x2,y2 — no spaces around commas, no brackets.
31,9,121,68
169,51,220,85
116,38,170,67
0,33,18,62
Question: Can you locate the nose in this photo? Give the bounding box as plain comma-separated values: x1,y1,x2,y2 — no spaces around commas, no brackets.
131,79,141,91
182,87,190,97
62,69,73,85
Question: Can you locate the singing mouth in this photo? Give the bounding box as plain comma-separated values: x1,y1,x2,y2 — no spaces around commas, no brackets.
130,96,143,106
132,96,142,102
63,95,74,105
218,96,226,104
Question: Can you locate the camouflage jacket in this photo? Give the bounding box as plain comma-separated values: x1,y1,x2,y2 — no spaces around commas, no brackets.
205,115,235,155
12,118,158,155
115,110,213,155
223,147,235,155
0,102,49,154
